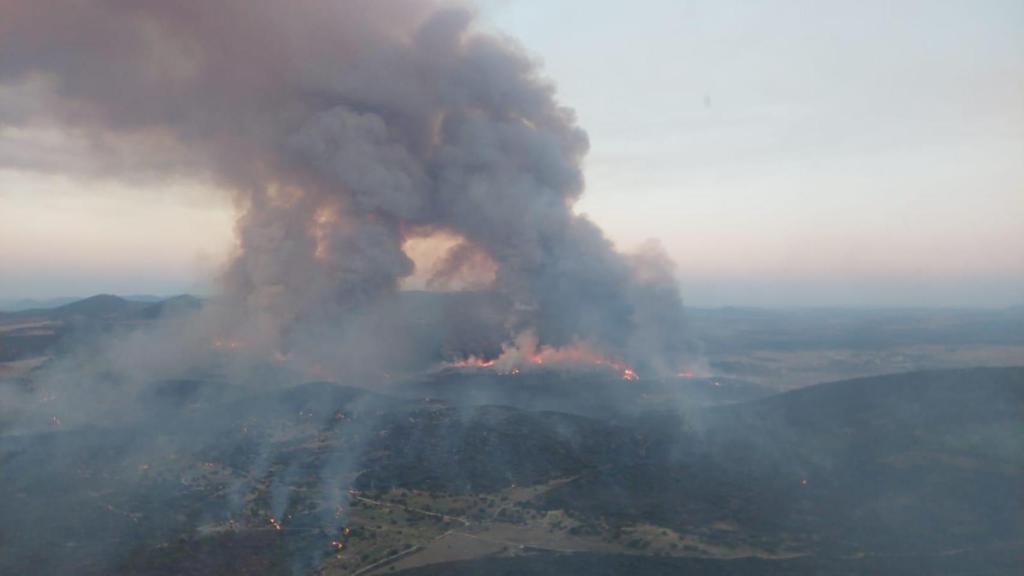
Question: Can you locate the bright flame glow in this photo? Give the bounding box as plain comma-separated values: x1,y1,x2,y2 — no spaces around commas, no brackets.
446,331,640,381
212,338,245,350
448,356,497,369
312,204,340,261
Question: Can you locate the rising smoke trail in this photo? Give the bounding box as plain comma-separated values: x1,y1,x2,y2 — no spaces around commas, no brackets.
0,0,692,376
0,3,699,573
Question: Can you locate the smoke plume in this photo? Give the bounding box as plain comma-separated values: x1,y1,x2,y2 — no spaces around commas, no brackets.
0,0,692,376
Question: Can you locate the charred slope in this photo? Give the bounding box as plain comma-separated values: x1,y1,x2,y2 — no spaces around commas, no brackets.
539,367,1024,556
354,405,645,494
2,368,1021,575
391,546,1020,576
0,381,393,576
397,370,774,419
0,380,639,575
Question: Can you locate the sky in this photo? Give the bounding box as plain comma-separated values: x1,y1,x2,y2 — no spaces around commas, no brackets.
1,0,1022,307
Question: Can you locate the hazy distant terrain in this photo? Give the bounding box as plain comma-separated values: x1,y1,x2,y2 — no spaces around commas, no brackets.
1,295,1021,575
688,306,1024,388
3,293,1022,390
0,295,167,313
0,295,201,381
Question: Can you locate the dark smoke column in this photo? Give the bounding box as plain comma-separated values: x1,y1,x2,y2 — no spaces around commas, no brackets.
0,0,693,376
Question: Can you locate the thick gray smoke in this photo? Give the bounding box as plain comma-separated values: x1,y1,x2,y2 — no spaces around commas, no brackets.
0,0,691,376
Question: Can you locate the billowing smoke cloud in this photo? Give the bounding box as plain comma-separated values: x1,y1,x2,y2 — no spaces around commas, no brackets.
0,0,692,376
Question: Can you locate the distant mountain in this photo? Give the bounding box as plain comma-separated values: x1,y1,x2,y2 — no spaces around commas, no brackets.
0,294,175,313
0,295,205,363
120,294,171,303
48,294,141,319
2,294,203,321
139,295,204,319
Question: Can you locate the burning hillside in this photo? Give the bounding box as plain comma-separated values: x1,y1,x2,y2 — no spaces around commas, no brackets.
445,332,642,380
0,3,697,573
0,0,694,382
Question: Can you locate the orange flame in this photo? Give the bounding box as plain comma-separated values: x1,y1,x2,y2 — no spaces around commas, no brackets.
448,356,497,369
311,205,340,261
446,331,640,381
212,338,245,350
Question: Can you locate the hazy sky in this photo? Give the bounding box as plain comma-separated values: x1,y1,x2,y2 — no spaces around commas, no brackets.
1,0,1022,306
